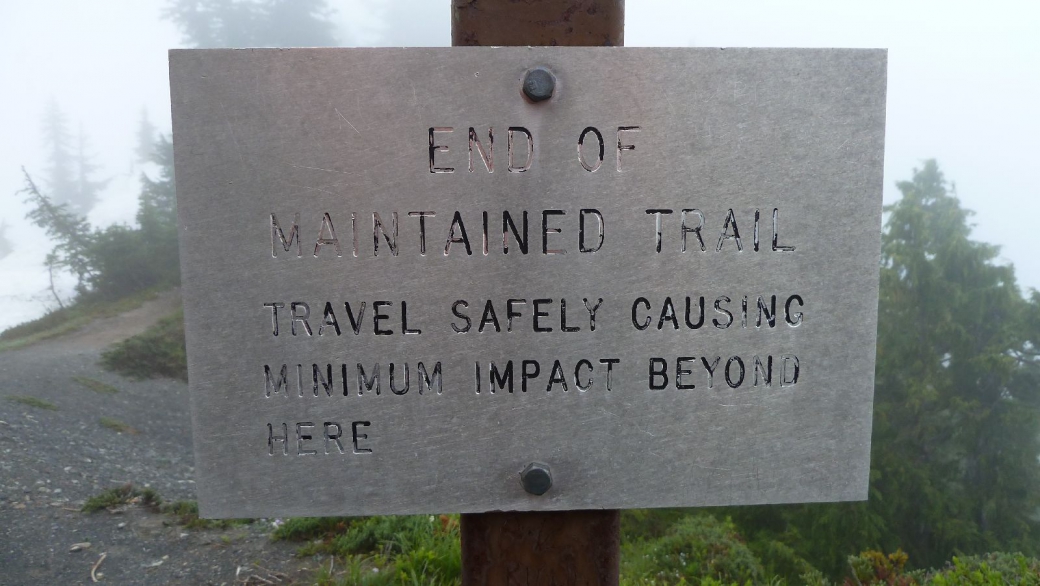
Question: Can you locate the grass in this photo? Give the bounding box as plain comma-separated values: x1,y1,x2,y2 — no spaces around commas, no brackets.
100,309,186,381
6,395,58,410
272,517,354,542
99,416,139,434
0,288,160,352
81,483,161,513
161,500,252,530
277,515,462,585
72,376,119,395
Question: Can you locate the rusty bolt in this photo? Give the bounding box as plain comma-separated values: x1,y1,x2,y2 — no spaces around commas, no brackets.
522,67,555,103
520,462,552,495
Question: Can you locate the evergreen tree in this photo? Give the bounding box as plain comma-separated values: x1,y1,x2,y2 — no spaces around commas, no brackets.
71,126,107,214
134,109,157,165
870,160,1040,563
41,99,77,211
719,161,1040,578
86,134,181,298
40,102,106,215
136,135,180,282
164,0,337,48
18,168,94,295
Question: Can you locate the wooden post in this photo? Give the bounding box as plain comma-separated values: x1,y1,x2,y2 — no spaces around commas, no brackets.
452,1,624,584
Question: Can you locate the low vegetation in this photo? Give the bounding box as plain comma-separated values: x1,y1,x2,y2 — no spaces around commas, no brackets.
100,309,186,381
72,376,118,394
6,395,58,410
274,515,462,585
81,484,161,513
161,500,252,530
273,511,1040,585
98,416,138,434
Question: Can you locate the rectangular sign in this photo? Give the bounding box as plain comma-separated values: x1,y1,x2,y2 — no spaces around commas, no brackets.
170,47,887,517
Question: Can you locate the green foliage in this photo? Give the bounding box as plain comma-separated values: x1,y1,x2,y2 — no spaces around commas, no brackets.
161,500,252,530
272,517,354,542
72,376,118,395
714,161,1040,577
926,553,1040,585
83,136,180,299
20,130,180,304
621,514,766,585
6,395,57,410
19,168,94,295
100,310,187,381
81,484,161,513
285,515,462,586
845,550,922,585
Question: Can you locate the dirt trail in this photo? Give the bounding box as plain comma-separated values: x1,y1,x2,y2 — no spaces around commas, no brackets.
43,289,184,354
0,294,312,585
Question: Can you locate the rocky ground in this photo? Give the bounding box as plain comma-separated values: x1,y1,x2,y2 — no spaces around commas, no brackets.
0,292,314,585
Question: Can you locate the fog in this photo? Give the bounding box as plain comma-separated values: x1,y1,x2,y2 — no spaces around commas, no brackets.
1,0,1037,331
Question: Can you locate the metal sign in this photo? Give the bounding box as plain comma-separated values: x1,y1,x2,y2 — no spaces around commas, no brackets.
170,47,887,518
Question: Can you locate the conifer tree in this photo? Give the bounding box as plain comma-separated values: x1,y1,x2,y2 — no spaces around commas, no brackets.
18,168,94,295
719,161,1040,578
134,109,157,165
71,126,107,214
164,0,337,48
41,99,77,210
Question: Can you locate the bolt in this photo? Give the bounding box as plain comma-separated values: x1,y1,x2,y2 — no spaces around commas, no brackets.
522,67,556,103
520,462,552,495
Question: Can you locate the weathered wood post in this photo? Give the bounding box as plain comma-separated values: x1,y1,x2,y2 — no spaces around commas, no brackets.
452,1,624,584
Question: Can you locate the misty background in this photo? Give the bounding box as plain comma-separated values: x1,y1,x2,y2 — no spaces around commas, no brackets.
1,0,1037,331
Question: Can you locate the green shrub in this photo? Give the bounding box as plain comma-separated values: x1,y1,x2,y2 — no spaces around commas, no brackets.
86,224,179,300
845,550,921,585
100,310,186,381
621,514,765,585
926,553,1040,585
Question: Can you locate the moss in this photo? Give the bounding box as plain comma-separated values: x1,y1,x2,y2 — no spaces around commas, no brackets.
7,395,58,410
99,417,138,434
72,376,118,394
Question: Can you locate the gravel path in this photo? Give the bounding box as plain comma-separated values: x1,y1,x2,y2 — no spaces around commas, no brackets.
0,292,313,585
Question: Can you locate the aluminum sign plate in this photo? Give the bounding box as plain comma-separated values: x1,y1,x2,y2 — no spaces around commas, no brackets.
170,47,887,517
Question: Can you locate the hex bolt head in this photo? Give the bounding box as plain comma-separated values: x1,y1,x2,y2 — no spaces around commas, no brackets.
520,462,552,495
522,67,556,103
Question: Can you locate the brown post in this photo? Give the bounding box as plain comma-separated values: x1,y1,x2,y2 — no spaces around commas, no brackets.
452,0,624,47
452,1,624,584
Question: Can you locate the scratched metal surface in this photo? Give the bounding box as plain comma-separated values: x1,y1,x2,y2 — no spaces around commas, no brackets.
169,47,887,518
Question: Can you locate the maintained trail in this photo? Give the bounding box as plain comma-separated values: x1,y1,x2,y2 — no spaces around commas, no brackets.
0,292,311,585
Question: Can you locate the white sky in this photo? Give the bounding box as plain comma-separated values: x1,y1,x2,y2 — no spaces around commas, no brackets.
0,0,1038,330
